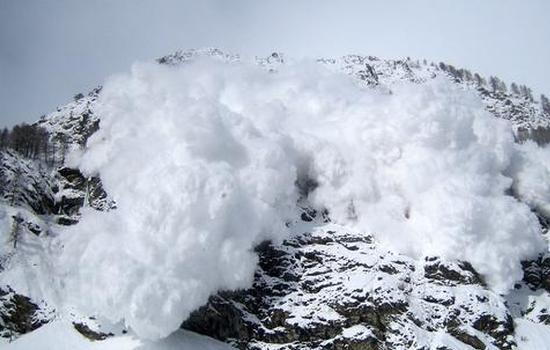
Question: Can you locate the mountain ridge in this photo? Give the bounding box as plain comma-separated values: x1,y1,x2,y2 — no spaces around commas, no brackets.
1,49,549,349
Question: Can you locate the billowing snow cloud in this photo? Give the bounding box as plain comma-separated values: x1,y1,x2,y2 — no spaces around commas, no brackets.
58,57,548,339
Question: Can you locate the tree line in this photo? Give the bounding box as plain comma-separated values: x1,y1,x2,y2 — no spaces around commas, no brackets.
0,123,64,166
438,62,550,114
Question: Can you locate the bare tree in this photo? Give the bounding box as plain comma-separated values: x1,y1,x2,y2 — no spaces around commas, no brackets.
3,123,51,163
489,76,506,93
54,133,69,165
9,213,24,249
473,73,486,87
541,94,550,115
520,85,534,102
510,83,520,95
462,69,473,81
0,128,9,149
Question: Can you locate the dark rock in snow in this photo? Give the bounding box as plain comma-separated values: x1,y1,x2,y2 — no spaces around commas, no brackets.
183,214,516,349
0,287,51,340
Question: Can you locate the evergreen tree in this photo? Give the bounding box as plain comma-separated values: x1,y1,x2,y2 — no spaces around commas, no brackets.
510,83,520,95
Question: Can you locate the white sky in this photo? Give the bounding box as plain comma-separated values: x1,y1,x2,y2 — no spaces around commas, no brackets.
1,0,549,127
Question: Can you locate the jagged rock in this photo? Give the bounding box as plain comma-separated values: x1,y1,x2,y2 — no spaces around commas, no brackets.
424,258,485,286
0,150,56,215
183,217,515,349
521,253,550,293
36,86,101,151
53,166,114,225
447,328,486,350
0,287,51,340
73,322,113,341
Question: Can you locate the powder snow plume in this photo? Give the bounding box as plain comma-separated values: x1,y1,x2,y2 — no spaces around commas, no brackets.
57,57,549,339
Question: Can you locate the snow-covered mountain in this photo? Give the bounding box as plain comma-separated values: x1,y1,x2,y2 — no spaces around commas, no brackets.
160,49,550,143
1,49,550,350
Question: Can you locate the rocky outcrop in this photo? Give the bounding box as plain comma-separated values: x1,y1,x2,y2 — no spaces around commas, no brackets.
522,254,550,293
0,287,52,340
36,86,101,150
508,252,550,327
0,150,57,215
183,217,516,349
55,167,114,225
73,322,114,341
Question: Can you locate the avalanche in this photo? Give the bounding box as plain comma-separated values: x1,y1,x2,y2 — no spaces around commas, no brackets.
53,56,549,339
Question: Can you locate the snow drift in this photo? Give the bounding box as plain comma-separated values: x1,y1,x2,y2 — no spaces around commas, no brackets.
58,57,549,339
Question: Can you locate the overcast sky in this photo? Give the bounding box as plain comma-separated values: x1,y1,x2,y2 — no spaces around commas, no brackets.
1,0,549,127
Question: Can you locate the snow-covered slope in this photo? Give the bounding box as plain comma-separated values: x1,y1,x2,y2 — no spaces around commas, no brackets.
35,87,101,151
1,320,234,350
1,49,550,349
160,49,550,143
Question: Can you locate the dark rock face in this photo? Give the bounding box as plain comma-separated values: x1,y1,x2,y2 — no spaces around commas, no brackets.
0,150,57,215
520,213,550,294
56,167,114,222
0,287,51,339
447,327,486,350
0,157,113,230
522,259,544,291
424,258,485,286
73,322,113,341
183,219,516,350
513,253,550,326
